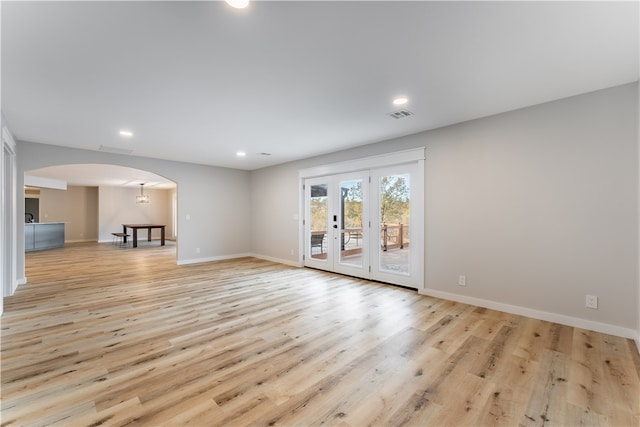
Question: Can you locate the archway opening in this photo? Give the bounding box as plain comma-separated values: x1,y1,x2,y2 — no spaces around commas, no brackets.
24,163,177,254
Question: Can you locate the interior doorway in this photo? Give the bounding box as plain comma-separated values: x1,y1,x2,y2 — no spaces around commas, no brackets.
24,164,178,248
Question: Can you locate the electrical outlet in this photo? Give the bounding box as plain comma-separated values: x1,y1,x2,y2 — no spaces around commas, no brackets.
290,249,294,255
196,247,200,254
458,275,466,286
586,294,598,309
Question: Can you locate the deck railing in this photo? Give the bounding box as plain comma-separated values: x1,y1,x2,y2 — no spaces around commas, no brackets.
381,223,409,251
310,223,409,255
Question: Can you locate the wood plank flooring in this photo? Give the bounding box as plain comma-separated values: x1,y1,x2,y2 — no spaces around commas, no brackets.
1,242,639,426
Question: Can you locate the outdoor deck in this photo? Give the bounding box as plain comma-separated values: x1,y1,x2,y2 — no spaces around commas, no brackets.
311,225,410,273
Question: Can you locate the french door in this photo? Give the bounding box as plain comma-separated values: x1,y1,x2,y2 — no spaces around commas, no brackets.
303,162,423,289
370,163,423,288
304,171,370,279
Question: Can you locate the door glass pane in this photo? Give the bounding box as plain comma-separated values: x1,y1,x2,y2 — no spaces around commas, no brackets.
379,174,410,274
310,184,328,259
339,179,363,267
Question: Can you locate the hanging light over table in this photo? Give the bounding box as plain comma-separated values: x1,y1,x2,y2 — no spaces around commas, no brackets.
136,183,149,203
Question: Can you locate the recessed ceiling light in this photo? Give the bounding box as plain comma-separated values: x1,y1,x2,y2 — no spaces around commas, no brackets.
393,97,408,106
119,130,133,138
226,0,249,9
236,151,247,157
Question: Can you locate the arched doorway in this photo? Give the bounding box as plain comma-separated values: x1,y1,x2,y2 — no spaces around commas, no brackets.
24,164,177,252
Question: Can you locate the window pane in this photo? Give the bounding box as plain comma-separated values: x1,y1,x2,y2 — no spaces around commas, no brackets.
339,179,363,267
379,174,410,274
310,184,328,259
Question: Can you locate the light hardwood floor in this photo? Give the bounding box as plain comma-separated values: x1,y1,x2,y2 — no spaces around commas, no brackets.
1,242,639,426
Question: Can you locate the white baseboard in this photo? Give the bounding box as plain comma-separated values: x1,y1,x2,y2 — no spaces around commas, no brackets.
177,253,301,268
132,249,640,345
177,252,252,266
249,253,302,268
419,288,637,340
5,277,28,297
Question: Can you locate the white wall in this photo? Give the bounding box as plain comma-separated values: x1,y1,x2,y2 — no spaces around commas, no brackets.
39,186,99,242
251,165,301,264
98,186,171,242
423,84,637,336
11,83,639,341
34,185,172,243
251,82,639,338
16,143,252,278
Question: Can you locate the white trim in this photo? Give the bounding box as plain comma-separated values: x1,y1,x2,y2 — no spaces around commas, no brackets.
24,175,67,190
369,162,423,288
17,278,27,286
636,74,640,354
297,181,304,266
298,147,426,179
176,252,252,265
1,125,3,316
299,148,426,289
2,127,16,150
419,288,637,340
250,253,302,268
2,125,18,300
417,159,425,291
181,252,301,268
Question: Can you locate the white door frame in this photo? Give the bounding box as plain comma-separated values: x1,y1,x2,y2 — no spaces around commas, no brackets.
303,171,371,280
299,148,425,289
370,162,424,288
2,126,18,307
303,176,335,272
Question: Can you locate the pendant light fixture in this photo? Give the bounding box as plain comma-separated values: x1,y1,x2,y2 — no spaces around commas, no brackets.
136,183,149,204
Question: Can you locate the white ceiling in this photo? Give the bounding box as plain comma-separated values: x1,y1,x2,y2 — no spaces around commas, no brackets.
2,0,639,175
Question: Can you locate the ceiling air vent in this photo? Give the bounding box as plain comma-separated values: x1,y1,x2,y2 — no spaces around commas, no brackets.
387,109,414,119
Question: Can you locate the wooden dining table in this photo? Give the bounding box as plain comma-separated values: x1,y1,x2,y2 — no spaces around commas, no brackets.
122,224,166,248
